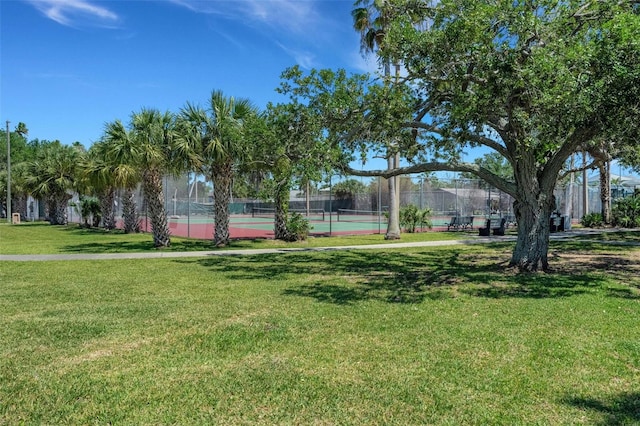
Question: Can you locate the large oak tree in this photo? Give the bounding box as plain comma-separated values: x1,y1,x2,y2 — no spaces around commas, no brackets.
281,0,640,271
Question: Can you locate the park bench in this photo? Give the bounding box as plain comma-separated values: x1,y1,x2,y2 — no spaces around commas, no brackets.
504,214,517,228
478,217,506,236
447,216,460,230
447,216,474,231
549,215,565,232
460,216,474,230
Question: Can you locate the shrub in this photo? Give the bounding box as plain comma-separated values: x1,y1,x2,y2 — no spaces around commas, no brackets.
285,212,311,241
612,193,640,228
399,205,433,233
77,197,101,228
581,212,604,228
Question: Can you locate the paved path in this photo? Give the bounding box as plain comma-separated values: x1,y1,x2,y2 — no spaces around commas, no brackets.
1,228,638,262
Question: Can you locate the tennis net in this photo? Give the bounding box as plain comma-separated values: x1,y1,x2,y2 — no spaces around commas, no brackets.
251,207,326,221
337,209,387,223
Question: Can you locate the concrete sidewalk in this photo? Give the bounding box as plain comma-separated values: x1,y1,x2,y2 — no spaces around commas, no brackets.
1,228,637,262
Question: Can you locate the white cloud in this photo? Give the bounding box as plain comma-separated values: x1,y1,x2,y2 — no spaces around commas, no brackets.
170,0,332,69
350,49,380,74
25,0,119,28
168,0,322,36
276,42,316,69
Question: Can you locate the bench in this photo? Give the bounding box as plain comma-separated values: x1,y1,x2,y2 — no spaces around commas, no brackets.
447,216,460,230
504,214,517,228
478,218,506,236
550,215,565,232
447,216,474,231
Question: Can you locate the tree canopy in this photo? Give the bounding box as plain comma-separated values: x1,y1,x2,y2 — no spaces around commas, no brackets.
279,0,640,271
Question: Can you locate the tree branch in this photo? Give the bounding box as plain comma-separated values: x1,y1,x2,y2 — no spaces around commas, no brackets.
340,161,517,197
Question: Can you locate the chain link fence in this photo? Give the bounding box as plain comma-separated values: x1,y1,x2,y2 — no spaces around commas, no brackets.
60,172,638,238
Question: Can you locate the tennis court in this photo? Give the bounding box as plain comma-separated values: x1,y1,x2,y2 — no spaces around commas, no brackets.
145,208,388,240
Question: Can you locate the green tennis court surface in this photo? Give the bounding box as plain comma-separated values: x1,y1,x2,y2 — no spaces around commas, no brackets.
163,213,386,239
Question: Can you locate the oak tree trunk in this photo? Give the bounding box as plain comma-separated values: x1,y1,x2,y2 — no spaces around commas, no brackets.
509,162,557,272
274,179,295,241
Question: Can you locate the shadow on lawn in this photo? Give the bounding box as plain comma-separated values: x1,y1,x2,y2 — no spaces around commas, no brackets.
59,226,216,253
565,392,640,425
186,245,637,305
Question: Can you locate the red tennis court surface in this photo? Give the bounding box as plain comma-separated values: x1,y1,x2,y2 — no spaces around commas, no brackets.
137,216,386,240
134,214,488,240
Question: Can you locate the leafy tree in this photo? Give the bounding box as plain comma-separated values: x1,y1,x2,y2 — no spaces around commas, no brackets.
333,178,370,210
180,90,256,247
129,109,186,248
82,139,124,231
101,120,143,234
387,1,640,271
246,101,330,241
286,1,639,272
24,141,81,225
460,152,513,182
352,0,403,239
0,123,30,219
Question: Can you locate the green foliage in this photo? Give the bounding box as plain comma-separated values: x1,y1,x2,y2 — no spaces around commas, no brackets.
333,178,368,199
460,152,514,181
78,197,102,227
581,213,604,228
399,204,432,233
285,212,311,242
612,192,640,228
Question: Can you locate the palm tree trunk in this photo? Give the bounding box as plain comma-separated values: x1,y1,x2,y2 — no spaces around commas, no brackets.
142,170,171,248
599,160,612,224
212,160,233,247
48,192,71,225
100,187,117,230
122,188,139,233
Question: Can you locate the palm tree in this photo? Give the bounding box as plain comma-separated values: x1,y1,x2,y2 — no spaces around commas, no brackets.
101,120,143,234
82,140,122,230
129,109,178,248
180,90,256,247
25,141,80,225
352,0,402,239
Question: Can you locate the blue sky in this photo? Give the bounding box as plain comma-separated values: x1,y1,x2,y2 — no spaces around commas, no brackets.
1,0,377,148
1,0,635,178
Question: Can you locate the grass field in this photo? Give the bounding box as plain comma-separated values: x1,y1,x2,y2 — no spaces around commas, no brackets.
1,223,639,424
0,221,466,255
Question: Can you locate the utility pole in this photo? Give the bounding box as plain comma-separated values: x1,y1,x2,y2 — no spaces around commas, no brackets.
6,120,10,223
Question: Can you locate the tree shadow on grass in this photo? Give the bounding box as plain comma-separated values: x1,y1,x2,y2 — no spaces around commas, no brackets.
61,241,157,253
59,226,217,253
183,244,637,305
564,392,640,425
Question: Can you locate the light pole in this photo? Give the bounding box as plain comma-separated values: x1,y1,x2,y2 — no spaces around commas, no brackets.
6,120,10,223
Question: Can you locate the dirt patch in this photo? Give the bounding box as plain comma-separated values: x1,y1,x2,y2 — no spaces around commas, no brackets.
552,250,640,276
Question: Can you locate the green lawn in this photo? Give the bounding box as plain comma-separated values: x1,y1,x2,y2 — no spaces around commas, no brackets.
1,224,639,424
0,221,467,255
